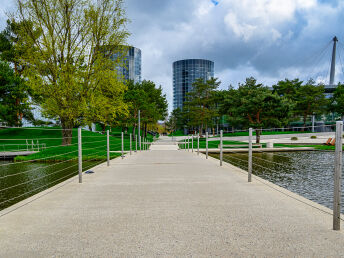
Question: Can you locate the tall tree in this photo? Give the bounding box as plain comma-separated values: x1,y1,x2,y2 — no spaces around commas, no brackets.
229,77,293,143
294,80,327,129
0,61,32,126
328,83,344,120
272,78,302,101
123,80,168,137
184,77,220,135
15,0,129,145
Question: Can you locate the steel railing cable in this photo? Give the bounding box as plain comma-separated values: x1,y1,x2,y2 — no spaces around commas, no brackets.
0,147,108,192
0,156,79,179
0,140,114,167
221,153,344,222
0,170,79,206
0,149,80,167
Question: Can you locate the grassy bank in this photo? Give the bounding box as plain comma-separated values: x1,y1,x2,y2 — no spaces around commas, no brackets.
0,127,154,162
171,130,312,137
178,138,257,149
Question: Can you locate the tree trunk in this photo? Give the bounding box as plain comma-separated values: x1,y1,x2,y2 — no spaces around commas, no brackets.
302,115,307,132
61,119,73,146
132,126,136,141
102,123,106,134
256,128,261,143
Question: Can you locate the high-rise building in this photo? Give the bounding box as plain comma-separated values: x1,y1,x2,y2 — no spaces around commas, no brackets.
111,46,142,84
173,59,214,110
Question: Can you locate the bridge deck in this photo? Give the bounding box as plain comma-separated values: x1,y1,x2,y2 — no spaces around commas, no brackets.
0,140,343,256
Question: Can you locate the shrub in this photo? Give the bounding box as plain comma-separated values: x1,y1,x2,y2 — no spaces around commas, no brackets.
310,136,317,139
291,137,298,140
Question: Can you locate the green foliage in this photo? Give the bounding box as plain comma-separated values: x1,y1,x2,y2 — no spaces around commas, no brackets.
177,77,221,135
223,77,293,142
123,80,168,135
328,83,344,118
291,137,298,140
272,78,302,101
15,0,129,145
310,136,317,139
294,80,327,127
0,127,138,161
0,61,32,126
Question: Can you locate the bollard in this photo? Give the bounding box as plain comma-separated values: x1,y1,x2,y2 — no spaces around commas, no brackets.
78,127,82,183
135,135,138,152
333,121,343,230
107,130,110,166
197,133,200,155
121,132,124,159
130,133,132,155
248,128,252,182
220,130,223,166
206,132,208,159
192,134,194,153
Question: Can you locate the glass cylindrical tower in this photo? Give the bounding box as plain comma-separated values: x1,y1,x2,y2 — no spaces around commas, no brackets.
173,59,214,110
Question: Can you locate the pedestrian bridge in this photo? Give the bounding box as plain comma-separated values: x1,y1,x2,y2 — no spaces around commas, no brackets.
0,137,343,256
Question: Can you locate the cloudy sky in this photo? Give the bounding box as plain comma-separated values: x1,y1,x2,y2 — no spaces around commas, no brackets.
1,0,344,111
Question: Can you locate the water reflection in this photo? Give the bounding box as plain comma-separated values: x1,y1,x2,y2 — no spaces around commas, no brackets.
211,151,344,213
0,160,101,210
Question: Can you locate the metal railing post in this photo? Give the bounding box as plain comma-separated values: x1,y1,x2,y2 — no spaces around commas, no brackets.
248,128,253,182
197,133,200,155
130,133,132,155
140,136,142,152
333,121,342,230
192,134,194,153
107,130,110,166
220,130,223,166
184,137,186,151
138,110,141,151
135,135,138,153
121,132,124,159
206,132,208,159
188,135,190,152
78,127,82,183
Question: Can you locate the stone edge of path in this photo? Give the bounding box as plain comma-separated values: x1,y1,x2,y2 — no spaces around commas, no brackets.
192,150,344,223
0,155,129,218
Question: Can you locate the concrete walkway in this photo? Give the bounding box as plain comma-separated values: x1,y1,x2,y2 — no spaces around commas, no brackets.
0,141,344,257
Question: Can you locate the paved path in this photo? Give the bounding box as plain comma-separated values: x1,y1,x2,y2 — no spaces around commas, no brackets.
0,140,344,257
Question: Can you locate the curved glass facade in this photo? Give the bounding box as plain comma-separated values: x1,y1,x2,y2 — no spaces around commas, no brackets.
173,59,214,110
111,46,142,84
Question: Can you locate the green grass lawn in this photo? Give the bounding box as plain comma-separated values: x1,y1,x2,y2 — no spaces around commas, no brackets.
275,143,336,151
220,131,311,137
171,130,312,137
178,138,256,149
0,127,154,162
179,138,336,151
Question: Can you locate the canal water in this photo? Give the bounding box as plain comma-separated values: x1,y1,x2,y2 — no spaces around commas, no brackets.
211,151,344,213
0,160,101,211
